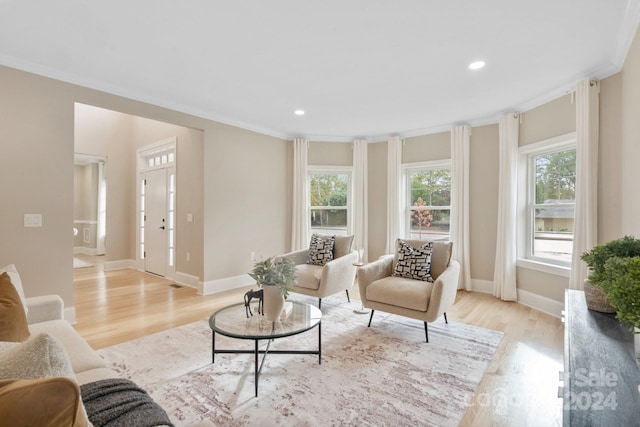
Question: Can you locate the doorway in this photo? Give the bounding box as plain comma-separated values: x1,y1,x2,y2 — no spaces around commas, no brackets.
73,153,107,267
138,138,176,278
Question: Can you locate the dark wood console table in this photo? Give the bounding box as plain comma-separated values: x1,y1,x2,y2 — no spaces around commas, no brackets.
562,289,640,426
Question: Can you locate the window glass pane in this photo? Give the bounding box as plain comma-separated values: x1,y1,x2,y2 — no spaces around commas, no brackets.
309,172,349,235
529,147,576,265
407,167,451,240
409,169,451,206
534,149,575,204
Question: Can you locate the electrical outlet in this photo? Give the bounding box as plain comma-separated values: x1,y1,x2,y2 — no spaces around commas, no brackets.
186,252,190,262
250,251,256,261
24,213,42,227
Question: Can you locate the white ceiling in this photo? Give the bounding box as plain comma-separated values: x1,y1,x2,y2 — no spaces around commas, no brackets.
1,1,639,141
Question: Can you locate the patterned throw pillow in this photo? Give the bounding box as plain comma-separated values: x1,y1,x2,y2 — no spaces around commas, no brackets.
307,234,336,266
393,240,434,282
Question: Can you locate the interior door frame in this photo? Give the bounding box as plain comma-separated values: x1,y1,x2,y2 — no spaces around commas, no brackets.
136,137,177,279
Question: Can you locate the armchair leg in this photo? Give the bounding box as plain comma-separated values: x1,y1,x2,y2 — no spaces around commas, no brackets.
424,322,429,343
318,298,322,310
345,289,350,302
367,310,375,327
444,312,448,324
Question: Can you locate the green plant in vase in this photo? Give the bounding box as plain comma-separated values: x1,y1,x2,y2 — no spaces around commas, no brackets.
580,235,640,313
249,256,297,298
600,256,640,330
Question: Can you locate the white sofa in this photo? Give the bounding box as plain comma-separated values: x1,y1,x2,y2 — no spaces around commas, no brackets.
0,294,214,427
25,295,119,386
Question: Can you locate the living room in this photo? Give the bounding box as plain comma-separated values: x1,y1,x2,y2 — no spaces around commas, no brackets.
2,2,640,426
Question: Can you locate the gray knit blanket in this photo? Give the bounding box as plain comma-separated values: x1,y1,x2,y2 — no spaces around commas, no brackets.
80,378,174,427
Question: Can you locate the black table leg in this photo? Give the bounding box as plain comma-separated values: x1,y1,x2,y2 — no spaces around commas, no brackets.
318,320,322,365
212,330,216,364
254,339,259,397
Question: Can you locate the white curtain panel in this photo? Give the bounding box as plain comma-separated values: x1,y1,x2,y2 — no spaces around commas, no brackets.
493,114,519,301
450,125,472,291
353,138,369,262
291,138,309,251
386,136,403,254
569,79,600,290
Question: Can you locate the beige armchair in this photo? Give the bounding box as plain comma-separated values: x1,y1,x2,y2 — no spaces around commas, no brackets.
357,239,460,342
282,235,358,309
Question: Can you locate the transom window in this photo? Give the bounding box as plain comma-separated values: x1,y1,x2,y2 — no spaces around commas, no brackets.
403,162,451,241
520,135,576,267
308,170,350,237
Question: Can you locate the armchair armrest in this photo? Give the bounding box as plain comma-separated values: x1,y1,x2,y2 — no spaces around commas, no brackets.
425,260,460,321
357,255,394,301
316,250,358,296
281,249,309,266
25,295,64,324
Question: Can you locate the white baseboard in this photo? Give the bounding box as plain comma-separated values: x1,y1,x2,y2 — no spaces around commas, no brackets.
73,247,97,256
201,274,254,296
467,279,563,318
104,259,137,271
517,289,564,318
470,279,493,294
64,307,76,324
175,271,201,292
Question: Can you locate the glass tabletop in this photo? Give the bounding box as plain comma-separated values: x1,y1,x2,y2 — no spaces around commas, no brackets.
209,301,322,340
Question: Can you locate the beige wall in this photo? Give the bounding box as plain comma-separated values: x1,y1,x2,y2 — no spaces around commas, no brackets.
403,131,450,162
0,65,289,307
469,124,499,282
620,27,640,237
308,141,353,166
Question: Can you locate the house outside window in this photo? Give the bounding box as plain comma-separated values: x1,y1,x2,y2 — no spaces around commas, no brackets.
403,161,451,241
309,169,351,237
519,133,576,268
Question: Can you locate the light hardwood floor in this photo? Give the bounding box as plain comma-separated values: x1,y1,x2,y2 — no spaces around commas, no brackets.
73,255,564,426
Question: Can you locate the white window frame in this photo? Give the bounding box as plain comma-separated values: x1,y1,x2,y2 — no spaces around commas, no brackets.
517,132,576,277
401,159,452,241
308,166,352,238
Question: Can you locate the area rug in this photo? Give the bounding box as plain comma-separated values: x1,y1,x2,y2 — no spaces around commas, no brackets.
97,295,503,427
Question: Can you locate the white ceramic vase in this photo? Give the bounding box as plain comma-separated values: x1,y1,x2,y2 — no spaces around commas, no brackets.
262,285,285,321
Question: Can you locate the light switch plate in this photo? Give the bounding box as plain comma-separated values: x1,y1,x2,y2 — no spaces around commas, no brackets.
24,213,42,227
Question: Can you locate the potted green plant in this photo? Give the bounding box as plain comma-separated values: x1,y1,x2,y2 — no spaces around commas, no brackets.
580,235,640,313
249,256,297,320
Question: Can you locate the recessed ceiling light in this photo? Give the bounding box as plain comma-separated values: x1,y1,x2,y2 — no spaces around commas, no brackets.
468,61,486,70
294,110,305,116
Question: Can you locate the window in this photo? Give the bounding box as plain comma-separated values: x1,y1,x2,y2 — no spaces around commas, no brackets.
309,170,350,237
519,134,576,267
403,162,451,241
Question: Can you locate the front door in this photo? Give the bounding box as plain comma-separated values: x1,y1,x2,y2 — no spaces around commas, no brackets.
144,168,167,276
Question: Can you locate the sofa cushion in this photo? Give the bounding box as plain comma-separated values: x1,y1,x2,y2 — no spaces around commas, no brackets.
0,332,75,380
393,240,433,282
0,272,30,342
0,377,89,427
294,264,323,290
366,276,434,312
307,234,335,265
0,264,28,315
392,239,452,280
29,319,107,374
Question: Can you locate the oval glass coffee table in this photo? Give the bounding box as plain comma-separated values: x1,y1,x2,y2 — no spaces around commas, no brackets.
209,301,322,396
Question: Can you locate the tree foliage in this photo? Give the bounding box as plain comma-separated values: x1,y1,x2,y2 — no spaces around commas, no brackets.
535,149,576,203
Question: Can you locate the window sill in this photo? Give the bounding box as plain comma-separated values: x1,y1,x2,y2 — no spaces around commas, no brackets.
516,258,571,278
